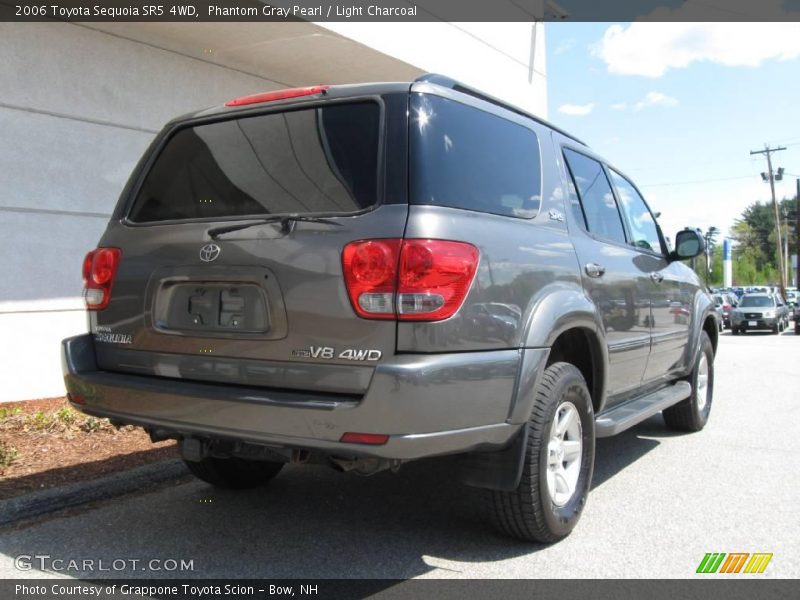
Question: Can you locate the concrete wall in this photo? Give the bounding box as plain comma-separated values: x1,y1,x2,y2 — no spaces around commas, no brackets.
0,21,546,402
0,22,287,402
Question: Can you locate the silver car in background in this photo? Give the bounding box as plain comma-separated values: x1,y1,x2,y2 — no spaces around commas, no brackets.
731,293,789,334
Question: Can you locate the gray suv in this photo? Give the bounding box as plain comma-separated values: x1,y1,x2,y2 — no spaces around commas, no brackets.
62,75,718,543
731,293,789,334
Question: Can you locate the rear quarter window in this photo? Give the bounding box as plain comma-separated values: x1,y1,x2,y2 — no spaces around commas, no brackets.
128,102,381,222
410,94,541,219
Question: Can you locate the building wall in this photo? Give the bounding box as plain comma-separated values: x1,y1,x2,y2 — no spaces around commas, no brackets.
0,21,546,402
0,22,286,402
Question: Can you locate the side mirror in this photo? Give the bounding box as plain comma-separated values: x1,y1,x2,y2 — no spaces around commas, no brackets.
670,229,705,261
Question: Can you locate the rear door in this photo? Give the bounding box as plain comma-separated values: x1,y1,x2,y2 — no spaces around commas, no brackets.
92,92,408,395
559,145,651,402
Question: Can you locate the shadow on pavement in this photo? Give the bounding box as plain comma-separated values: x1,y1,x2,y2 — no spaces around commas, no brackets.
0,417,675,579
592,415,664,489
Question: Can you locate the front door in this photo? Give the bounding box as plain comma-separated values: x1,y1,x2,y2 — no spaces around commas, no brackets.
604,168,691,383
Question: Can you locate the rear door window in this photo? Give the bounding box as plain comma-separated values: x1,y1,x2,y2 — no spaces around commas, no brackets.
410,94,541,219
563,149,627,245
129,102,380,222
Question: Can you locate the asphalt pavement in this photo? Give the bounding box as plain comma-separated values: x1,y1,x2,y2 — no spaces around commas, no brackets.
1,329,798,579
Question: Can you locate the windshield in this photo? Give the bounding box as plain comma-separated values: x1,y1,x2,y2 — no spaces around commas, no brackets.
739,296,775,308
129,102,381,222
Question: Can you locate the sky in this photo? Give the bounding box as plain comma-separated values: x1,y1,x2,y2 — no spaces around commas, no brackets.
545,22,800,243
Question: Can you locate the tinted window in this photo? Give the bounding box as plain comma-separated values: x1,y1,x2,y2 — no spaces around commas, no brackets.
609,169,662,253
410,94,541,218
563,149,626,244
129,102,380,222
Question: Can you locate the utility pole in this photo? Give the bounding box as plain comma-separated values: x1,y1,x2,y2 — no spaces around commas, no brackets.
750,145,787,298
797,178,800,289
783,206,789,286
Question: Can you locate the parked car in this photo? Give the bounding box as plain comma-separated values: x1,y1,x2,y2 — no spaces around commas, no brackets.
731,293,788,334
711,295,726,332
62,74,718,543
786,290,797,311
714,292,737,328
795,304,800,334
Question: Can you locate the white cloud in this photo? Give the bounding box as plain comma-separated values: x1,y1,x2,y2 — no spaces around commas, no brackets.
634,92,679,111
558,103,595,116
594,22,800,78
610,102,627,110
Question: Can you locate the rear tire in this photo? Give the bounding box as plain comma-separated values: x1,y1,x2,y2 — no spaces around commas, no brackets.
663,332,714,432
487,362,594,543
185,457,284,489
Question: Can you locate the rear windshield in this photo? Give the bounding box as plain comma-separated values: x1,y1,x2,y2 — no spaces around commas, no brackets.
128,102,380,222
410,94,541,219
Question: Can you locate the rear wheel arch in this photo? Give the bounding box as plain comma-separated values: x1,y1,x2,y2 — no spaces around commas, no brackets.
521,286,608,412
547,327,606,415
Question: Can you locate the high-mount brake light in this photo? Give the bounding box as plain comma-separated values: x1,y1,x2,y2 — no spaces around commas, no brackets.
342,239,479,321
82,247,122,311
224,85,330,107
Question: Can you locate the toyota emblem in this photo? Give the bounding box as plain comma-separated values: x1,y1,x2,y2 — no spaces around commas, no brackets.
199,243,221,262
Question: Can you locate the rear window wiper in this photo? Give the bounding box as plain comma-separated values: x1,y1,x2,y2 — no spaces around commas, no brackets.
208,215,343,239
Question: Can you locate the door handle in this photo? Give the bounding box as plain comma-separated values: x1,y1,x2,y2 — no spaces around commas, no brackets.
585,263,606,278
650,272,665,283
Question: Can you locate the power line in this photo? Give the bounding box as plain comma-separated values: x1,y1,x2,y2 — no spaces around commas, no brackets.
639,174,753,187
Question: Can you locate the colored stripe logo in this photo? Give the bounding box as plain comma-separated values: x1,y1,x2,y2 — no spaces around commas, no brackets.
697,553,772,574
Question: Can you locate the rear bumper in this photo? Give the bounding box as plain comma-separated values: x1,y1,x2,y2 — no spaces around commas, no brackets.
63,335,543,460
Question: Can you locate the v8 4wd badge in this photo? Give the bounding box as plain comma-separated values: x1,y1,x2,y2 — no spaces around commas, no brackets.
292,346,382,361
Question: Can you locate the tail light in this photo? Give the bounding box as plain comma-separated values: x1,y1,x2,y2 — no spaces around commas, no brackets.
342,239,479,321
82,247,121,310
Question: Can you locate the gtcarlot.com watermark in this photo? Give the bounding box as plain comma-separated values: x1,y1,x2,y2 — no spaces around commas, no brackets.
14,554,194,573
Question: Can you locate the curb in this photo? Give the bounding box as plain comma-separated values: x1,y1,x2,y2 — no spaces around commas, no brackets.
0,458,190,526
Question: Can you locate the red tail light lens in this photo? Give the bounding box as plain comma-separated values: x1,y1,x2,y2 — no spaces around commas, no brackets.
224,85,330,107
398,240,479,321
342,239,401,319
342,239,479,321
82,247,121,310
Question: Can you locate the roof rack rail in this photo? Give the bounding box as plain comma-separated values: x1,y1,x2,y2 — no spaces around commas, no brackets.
413,73,586,147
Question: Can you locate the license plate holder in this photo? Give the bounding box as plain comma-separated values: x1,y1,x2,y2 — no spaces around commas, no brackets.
156,282,270,334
